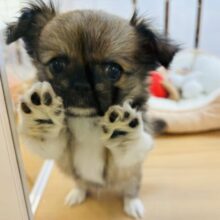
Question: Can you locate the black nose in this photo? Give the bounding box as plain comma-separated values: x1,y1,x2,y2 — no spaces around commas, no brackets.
73,83,90,92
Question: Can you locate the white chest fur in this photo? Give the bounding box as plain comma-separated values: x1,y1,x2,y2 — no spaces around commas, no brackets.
68,117,105,185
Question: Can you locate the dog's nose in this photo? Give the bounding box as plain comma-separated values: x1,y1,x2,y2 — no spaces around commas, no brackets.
74,83,90,92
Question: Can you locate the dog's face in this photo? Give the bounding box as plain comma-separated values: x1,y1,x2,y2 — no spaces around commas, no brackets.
6,1,178,115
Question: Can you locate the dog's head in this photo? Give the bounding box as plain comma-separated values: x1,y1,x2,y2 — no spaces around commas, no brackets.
6,1,178,116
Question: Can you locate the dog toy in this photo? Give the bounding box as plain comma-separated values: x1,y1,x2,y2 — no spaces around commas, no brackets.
149,67,180,101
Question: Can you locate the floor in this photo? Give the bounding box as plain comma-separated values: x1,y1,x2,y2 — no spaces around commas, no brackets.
30,131,220,220
20,143,43,190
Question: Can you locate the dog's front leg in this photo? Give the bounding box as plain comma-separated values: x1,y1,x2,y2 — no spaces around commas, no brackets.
101,101,153,168
18,81,68,160
101,101,154,219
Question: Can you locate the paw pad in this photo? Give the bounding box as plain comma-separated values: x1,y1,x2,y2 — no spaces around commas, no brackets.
34,119,53,124
109,111,118,123
128,118,139,128
21,102,31,114
124,111,130,119
43,92,52,105
31,92,41,105
110,130,127,139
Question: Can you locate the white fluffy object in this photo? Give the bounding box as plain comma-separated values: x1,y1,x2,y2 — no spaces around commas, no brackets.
168,50,220,99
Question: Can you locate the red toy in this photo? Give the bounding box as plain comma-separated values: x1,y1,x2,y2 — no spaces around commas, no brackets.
149,71,169,98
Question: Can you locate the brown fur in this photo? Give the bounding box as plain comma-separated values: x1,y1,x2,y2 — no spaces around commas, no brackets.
6,0,177,202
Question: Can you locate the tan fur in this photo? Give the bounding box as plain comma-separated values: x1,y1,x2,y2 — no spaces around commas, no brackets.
37,10,139,78
27,10,148,197
7,2,177,217
16,81,145,215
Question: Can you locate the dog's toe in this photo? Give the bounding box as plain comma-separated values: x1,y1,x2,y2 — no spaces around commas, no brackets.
124,197,144,219
65,188,86,207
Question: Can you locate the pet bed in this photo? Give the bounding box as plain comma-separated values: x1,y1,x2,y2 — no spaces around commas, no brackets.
148,50,220,133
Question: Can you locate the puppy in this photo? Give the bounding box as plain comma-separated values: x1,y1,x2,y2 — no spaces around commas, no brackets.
6,1,177,218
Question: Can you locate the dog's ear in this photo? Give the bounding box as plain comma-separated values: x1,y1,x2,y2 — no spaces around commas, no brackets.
130,12,179,68
5,0,56,58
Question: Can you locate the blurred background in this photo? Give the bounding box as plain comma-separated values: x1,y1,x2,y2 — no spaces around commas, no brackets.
1,0,220,54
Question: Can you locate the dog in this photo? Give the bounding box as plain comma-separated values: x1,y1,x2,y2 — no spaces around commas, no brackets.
6,1,177,218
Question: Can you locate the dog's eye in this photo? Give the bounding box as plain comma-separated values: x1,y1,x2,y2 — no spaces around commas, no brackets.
49,57,68,74
105,63,122,82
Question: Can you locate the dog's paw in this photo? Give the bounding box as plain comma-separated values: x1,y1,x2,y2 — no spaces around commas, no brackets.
101,101,153,167
18,81,65,138
65,188,86,206
101,101,143,142
124,197,144,219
